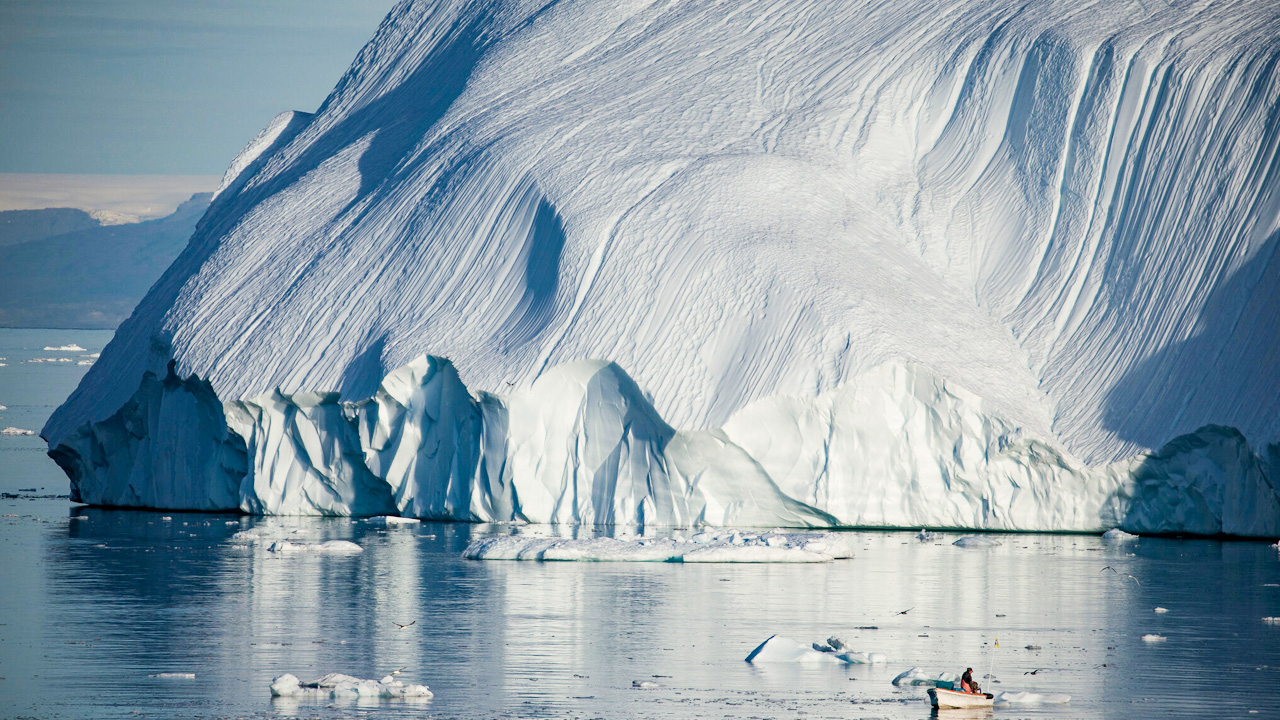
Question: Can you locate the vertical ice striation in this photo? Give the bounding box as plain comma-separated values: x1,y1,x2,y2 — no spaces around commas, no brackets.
41,0,1280,534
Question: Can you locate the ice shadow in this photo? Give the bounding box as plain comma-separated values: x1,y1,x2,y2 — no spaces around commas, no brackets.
1100,229,1280,455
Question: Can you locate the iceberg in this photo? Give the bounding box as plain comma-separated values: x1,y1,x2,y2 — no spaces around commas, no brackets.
41,0,1280,535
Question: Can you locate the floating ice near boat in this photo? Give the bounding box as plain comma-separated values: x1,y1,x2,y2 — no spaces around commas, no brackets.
745,635,886,664
892,667,959,687
1103,528,1139,542
463,531,854,562
890,666,962,686
953,535,1002,548
1,427,36,436
270,672,432,700
44,345,87,352
267,540,363,556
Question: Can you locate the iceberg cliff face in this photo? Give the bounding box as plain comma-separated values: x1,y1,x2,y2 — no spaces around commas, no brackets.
44,0,1280,534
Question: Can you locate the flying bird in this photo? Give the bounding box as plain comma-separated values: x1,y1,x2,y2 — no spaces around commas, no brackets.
393,620,416,630
895,607,915,615
1100,566,1117,573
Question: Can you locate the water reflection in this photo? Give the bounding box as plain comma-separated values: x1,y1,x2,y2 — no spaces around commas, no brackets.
19,512,1280,720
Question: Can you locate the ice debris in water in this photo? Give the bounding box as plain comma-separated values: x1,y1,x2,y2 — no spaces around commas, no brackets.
1142,634,1167,642
915,529,938,542
150,672,195,679
43,344,87,352
270,673,432,700
994,691,1071,704
267,540,363,556
746,635,886,664
1,427,36,436
1103,528,1139,541
953,535,1002,548
463,531,854,562
632,680,660,689
891,667,960,686
1262,617,1280,625
371,515,421,526
1154,607,1169,613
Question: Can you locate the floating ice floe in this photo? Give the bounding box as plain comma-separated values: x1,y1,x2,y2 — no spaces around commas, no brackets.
1154,607,1169,613
28,357,73,364
1103,528,1139,541
371,515,421,526
270,673,432,700
267,540,364,556
994,691,1071,704
632,680,660,689
891,667,960,686
2,427,36,436
0,404,7,410
915,529,938,542
1141,634,1167,642
44,345,87,352
463,531,854,562
953,535,1002,548
1262,617,1279,625
746,635,886,664
150,672,195,679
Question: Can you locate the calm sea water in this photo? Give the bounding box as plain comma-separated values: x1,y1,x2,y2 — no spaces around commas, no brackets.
2,328,1279,720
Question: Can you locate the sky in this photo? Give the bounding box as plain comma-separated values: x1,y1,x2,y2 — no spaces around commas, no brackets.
0,0,398,176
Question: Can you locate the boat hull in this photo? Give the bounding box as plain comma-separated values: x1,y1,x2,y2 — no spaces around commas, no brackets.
928,688,994,708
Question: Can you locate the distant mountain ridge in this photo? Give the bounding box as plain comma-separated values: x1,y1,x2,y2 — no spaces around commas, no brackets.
0,194,209,329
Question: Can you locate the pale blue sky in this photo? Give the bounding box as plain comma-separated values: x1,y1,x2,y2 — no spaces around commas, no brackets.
0,0,398,175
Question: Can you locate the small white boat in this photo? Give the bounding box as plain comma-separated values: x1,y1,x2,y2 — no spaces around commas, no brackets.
928,687,994,708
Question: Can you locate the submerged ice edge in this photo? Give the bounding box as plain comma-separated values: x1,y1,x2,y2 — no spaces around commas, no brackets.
47,352,1280,536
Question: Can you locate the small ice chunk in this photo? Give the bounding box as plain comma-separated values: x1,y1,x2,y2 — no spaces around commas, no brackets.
1154,607,1169,613
270,672,431,699
994,691,1071,704
632,680,660,688
746,636,844,663
747,635,883,664
150,672,196,679
953,535,1001,548
835,650,887,664
916,529,938,542
826,636,846,650
371,515,421,526
1103,528,1138,541
0,404,7,410
268,540,364,556
44,344,87,352
1262,617,1280,625
1141,634,1167,642
1,427,36,436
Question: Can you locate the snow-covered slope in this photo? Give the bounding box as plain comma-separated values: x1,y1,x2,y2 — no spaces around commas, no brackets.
45,0,1280,534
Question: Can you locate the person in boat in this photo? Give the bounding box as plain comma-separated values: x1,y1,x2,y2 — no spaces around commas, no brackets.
961,667,981,694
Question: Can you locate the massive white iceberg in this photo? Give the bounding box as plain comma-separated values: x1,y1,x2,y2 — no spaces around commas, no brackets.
43,0,1280,535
